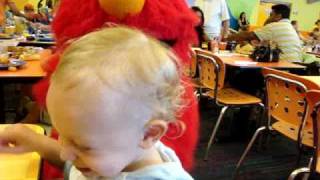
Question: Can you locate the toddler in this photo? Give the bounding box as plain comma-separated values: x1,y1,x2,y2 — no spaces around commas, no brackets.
0,27,193,180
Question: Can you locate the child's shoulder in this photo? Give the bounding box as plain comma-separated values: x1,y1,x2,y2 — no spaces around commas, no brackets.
118,142,193,180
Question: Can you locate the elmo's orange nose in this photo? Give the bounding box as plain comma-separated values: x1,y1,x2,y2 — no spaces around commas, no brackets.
98,0,145,19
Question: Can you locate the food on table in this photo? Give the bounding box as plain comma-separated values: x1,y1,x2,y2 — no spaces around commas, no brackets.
8,66,17,71
0,54,9,64
20,54,41,61
0,33,12,39
7,46,42,60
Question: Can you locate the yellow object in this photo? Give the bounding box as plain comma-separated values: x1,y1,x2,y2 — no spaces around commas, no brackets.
8,66,17,71
4,26,16,36
98,0,145,19
0,54,9,64
20,54,41,61
0,124,44,180
235,44,254,55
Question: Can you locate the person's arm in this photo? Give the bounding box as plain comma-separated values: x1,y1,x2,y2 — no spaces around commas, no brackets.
226,31,259,42
238,19,243,27
221,20,229,39
7,1,25,18
0,124,64,169
220,0,230,39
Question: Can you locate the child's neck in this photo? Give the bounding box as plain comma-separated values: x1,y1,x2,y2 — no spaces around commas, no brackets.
122,146,164,172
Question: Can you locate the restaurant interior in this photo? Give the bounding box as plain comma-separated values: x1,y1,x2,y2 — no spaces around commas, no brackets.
1,0,320,179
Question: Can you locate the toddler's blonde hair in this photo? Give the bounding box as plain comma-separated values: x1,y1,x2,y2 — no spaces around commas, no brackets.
51,27,184,122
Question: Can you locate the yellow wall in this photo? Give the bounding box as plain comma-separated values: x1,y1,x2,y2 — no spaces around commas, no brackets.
229,0,320,32
290,0,320,31
12,0,39,10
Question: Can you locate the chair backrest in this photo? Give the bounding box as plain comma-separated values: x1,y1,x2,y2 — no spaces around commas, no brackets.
306,90,320,171
262,68,320,129
195,49,226,90
197,53,219,95
190,48,198,78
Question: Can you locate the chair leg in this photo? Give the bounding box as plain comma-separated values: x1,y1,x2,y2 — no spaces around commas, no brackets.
256,103,266,151
234,126,267,176
288,167,310,180
256,103,265,127
204,106,229,161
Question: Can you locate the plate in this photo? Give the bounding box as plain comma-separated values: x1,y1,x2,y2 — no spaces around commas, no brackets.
0,59,26,70
0,33,13,39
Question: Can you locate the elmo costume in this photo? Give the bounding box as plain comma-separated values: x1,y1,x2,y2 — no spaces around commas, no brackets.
34,0,199,177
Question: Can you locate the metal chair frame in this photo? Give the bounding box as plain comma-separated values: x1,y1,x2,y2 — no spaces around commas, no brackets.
196,53,264,161
235,73,309,176
288,98,320,180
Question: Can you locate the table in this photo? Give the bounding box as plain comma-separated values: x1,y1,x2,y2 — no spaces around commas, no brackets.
0,124,44,180
0,61,46,122
0,61,46,81
307,51,320,58
215,52,305,70
302,76,320,85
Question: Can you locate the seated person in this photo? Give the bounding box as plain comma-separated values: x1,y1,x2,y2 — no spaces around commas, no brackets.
24,3,41,23
0,27,193,180
310,27,320,41
0,0,25,27
238,12,249,31
226,4,302,62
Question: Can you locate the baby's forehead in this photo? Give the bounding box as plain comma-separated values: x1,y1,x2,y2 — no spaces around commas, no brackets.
50,80,152,121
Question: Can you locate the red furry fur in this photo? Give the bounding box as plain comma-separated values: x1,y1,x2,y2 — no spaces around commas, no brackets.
35,0,199,174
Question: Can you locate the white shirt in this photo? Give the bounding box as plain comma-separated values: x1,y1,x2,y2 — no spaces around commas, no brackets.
66,142,193,180
194,0,230,37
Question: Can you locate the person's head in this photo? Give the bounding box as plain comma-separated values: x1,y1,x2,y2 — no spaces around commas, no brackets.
24,3,35,14
268,4,291,23
24,3,36,20
191,6,204,26
239,12,246,20
291,20,298,30
315,19,320,27
47,27,183,178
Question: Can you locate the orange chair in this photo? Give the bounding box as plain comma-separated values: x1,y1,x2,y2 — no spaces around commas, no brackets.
288,90,320,180
195,49,264,160
235,68,320,175
188,48,204,88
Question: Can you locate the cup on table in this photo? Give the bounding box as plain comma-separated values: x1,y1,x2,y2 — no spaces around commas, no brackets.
219,42,227,50
210,40,219,53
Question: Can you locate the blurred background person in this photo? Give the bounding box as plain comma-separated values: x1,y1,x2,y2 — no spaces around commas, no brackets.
191,6,209,47
238,12,249,32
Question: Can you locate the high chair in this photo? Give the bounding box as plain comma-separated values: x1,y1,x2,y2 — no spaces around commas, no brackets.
195,49,264,160
235,68,320,176
288,90,320,180
0,124,44,180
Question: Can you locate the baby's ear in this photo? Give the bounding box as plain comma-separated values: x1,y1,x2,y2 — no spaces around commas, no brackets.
139,120,168,149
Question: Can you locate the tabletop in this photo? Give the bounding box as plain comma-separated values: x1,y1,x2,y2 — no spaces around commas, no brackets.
302,76,320,85
0,61,46,79
307,51,320,57
215,52,305,70
0,50,50,80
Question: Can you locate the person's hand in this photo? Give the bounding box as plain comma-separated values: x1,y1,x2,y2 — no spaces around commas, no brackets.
0,124,40,154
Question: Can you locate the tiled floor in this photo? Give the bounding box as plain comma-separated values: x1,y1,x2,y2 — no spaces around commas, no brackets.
191,99,318,180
